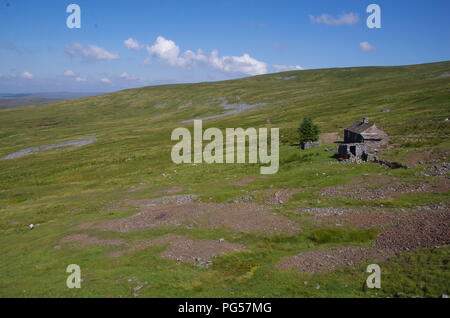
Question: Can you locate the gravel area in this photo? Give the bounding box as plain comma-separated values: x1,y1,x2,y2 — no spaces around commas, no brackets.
321,180,449,200
94,203,217,232
89,201,298,234
109,234,245,264
1,138,97,160
265,189,303,205
207,203,299,235
374,210,450,251
316,212,404,230
153,186,184,194
125,194,198,207
422,162,450,177
232,195,255,203
280,206,450,274
296,207,359,217
279,247,395,274
59,234,124,248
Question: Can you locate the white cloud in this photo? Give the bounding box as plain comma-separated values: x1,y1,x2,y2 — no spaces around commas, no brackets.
360,41,376,52
64,70,76,77
100,77,112,84
272,65,304,72
65,43,119,61
145,36,267,76
124,38,143,51
146,36,190,67
209,50,267,76
21,71,33,79
75,76,87,82
309,13,360,26
119,72,138,80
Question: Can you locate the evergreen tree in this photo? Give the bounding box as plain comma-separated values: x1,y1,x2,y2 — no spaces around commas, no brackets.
299,117,320,142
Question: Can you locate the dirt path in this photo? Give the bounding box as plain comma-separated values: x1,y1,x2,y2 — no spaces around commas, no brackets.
1,138,97,160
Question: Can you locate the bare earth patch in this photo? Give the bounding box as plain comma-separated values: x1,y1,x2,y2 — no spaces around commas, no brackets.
296,207,359,217
126,185,152,192
207,203,299,235
109,234,245,263
374,209,450,251
321,180,449,200
59,234,124,248
297,206,405,229
349,175,397,186
281,207,450,274
153,186,184,195
400,148,449,167
232,195,255,203
125,194,198,207
315,212,404,230
72,221,97,231
265,189,303,205
94,203,218,232
84,201,298,235
279,247,395,274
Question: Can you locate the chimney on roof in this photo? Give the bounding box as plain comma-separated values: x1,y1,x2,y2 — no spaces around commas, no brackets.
362,117,369,124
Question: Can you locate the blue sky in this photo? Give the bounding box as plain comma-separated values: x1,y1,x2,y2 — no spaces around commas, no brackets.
1,0,449,93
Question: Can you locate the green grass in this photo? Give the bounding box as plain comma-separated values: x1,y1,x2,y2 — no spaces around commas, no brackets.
308,228,379,244
0,61,449,297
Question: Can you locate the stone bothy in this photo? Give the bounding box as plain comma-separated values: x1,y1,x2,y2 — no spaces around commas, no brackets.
338,117,388,161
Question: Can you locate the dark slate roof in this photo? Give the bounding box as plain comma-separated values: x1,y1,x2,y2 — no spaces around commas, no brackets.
345,121,375,134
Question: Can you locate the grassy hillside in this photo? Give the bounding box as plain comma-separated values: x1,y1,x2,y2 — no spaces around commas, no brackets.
0,61,449,297
0,93,104,109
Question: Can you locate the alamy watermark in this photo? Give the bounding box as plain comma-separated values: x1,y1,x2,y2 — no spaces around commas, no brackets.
66,264,81,288
366,4,381,29
171,120,279,174
366,264,381,288
66,4,81,29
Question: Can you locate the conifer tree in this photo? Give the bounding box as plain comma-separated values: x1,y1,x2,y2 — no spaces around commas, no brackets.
299,117,320,142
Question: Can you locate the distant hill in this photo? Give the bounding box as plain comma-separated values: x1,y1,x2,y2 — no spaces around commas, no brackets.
0,92,104,109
